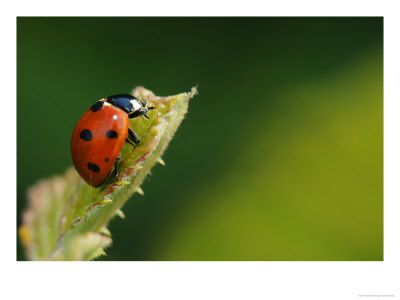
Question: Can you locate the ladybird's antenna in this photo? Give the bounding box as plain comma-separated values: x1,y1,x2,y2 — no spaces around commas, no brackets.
140,98,147,107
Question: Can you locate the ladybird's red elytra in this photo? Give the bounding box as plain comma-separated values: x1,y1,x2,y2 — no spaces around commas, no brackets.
71,94,155,187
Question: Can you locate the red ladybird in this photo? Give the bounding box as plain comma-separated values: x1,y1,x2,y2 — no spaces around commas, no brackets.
71,94,154,187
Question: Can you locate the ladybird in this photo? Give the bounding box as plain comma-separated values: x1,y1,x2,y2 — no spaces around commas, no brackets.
71,94,155,187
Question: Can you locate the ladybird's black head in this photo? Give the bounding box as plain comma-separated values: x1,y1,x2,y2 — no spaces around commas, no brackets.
107,94,155,119
107,94,138,114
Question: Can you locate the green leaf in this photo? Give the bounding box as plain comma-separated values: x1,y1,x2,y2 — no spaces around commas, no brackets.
19,86,197,260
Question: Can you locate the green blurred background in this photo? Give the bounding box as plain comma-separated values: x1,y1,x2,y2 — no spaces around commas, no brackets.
17,17,383,261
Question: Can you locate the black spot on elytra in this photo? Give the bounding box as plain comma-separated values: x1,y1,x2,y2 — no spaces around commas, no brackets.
90,100,104,112
79,129,92,141
106,130,118,139
105,158,109,162
88,162,100,173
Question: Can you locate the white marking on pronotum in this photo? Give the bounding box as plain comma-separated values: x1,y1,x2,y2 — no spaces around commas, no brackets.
130,99,142,112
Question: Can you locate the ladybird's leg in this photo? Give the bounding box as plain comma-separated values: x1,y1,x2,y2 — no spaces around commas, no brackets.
128,128,141,144
139,98,147,107
125,138,135,146
114,152,121,181
129,108,149,119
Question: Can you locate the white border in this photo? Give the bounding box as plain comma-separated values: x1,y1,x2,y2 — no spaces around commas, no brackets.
2,1,399,299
